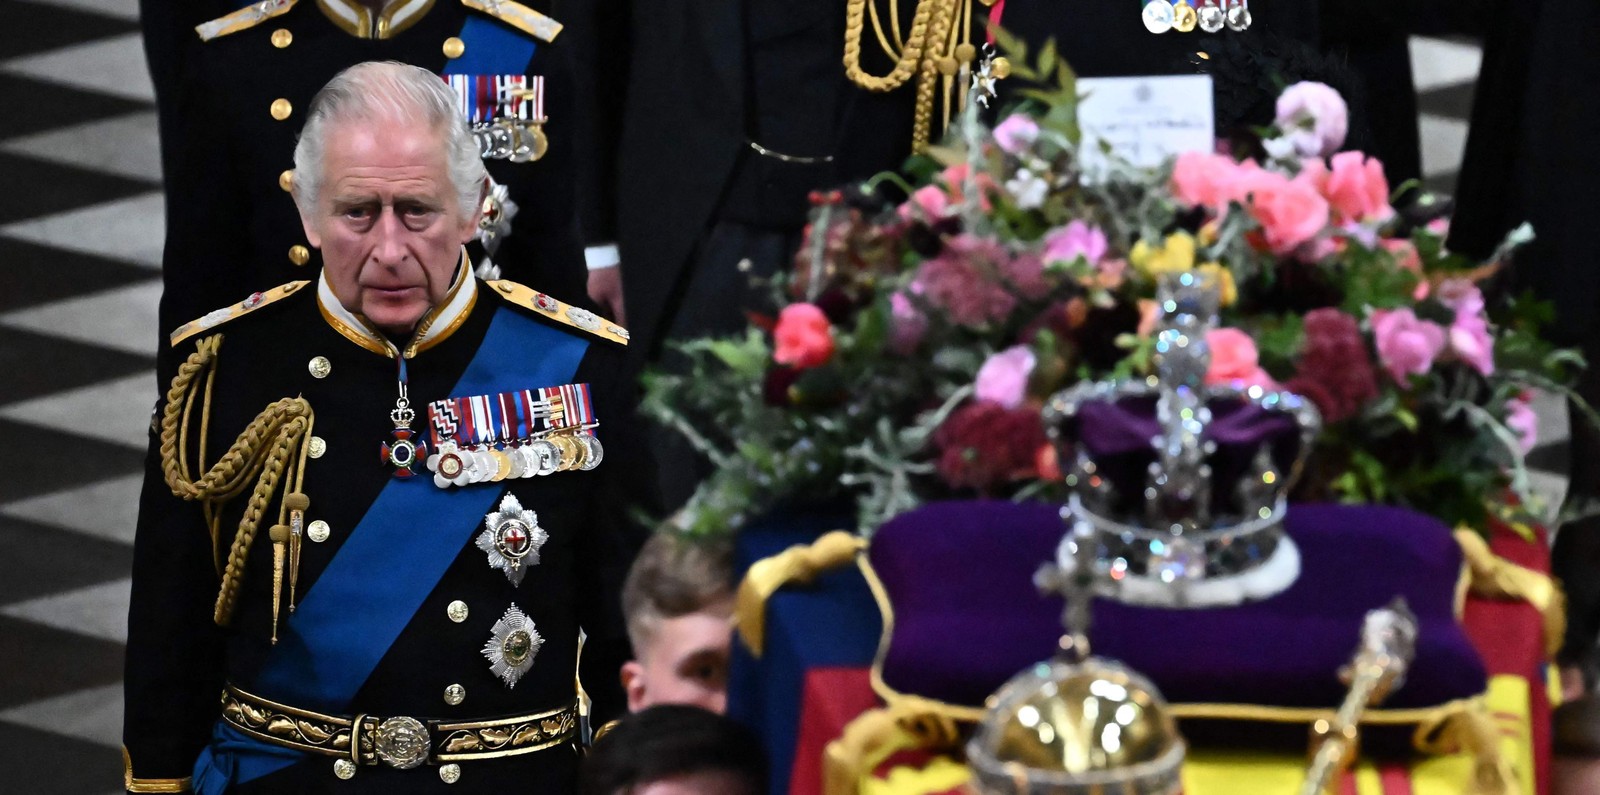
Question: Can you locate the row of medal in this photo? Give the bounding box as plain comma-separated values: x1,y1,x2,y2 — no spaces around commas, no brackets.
443,74,550,163
423,384,603,489
1142,0,1252,34
425,433,602,489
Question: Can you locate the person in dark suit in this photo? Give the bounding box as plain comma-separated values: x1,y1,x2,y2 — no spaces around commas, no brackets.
1449,0,1600,757
123,62,650,793
150,0,589,347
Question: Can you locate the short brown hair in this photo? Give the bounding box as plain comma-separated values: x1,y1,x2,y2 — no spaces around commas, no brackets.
622,533,735,651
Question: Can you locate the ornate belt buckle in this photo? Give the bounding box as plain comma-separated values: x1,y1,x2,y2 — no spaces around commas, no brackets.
373,715,430,769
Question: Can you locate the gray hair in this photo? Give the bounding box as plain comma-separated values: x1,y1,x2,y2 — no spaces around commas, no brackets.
292,61,486,219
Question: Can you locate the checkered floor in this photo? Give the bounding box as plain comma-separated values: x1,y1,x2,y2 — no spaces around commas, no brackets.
0,2,1560,791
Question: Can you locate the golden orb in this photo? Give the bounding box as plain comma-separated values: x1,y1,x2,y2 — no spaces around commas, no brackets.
967,657,1184,794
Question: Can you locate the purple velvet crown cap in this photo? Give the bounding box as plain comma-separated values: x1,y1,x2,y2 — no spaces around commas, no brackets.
1067,396,1304,514
869,499,1486,717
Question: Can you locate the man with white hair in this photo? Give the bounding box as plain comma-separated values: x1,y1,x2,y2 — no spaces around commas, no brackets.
123,61,651,794
151,0,590,351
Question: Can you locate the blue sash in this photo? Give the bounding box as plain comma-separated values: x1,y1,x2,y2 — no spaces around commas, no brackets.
443,16,538,76
195,308,588,789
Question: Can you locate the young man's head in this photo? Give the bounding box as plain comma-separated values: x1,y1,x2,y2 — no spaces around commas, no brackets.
620,533,735,713
582,705,766,795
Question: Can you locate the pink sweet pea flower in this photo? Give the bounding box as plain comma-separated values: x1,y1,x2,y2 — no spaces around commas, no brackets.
975,345,1038,409
1506,396,1538,454
772,303,836,369
1370,308,1447,383
887,291,928,355
1274,81,1348,158
1204,328,1277,389
993,114,1040,155
1042,220,1108,266
1436,279,1495,375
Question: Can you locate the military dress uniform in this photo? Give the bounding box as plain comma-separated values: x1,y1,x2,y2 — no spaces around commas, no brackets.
123,256,648,793
157,0,588,344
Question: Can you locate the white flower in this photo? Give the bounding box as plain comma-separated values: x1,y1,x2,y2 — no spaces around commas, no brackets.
1005,169,1049,210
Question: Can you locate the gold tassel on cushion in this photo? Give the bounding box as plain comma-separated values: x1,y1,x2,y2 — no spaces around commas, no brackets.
1413,702,1522,795
735,530,866,656
1454,529,1566,658
823,705,967,795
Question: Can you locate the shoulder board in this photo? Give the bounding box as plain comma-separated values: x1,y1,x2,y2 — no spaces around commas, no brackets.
195,0,297,42
460,0,562,42
170,281,310,347
486,280,628,346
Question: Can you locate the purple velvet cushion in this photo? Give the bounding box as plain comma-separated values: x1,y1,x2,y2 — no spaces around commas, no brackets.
871,500,1486,713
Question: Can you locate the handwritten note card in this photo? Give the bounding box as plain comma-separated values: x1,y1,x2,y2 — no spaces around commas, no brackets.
1075,74,1215,174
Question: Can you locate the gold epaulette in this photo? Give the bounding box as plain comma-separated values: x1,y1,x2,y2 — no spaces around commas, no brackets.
460,0,562,42
170,281,310,348
195,0,298,41
485,280,628,345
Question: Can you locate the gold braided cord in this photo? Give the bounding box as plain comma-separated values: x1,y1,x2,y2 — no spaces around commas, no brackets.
865,0,901,61
909,0,956,153
158,334,314,627
213,410,308,625
844,0,940,92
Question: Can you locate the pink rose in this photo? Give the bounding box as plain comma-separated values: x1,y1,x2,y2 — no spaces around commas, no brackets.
900,184,952,221
1507,396,1538,454
975,345,1038,409
1240,168,1330,255
1171,151,1245,212
1370,308,1447,383
1042,220,1108,266
1205,327,1277,389
772,303,835,369
1274,81,1348,158
1323,151,1392,224
887,291,928,355
993,114,1040,155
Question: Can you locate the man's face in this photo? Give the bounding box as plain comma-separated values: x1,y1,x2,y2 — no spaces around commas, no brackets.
622,605,733,714
302,118,479,336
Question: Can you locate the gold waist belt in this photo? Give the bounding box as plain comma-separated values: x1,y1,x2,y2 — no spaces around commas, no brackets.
221,684,578,770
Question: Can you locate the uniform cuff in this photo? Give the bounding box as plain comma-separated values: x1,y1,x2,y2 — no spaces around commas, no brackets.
585,244,620,271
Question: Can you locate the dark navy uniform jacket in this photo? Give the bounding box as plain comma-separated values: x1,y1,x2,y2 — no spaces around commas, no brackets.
157,0,588,343
124,262,650,792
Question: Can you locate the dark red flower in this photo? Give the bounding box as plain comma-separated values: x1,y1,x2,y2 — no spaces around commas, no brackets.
932,401,1048,492
1284,308,1378,423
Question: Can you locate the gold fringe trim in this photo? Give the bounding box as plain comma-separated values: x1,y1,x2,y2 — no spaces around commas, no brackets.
1455,529,1566,659
734,530,865,657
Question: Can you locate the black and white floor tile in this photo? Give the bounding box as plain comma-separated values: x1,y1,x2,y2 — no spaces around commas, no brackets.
0,1,1548,790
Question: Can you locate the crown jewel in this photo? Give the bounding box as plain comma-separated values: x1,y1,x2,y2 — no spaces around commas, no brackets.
1042,272,1321,607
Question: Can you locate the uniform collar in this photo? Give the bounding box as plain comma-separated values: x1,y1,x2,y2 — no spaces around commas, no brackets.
316,250,478,358
315,0,435,39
